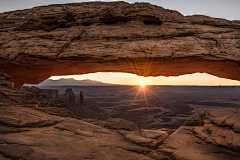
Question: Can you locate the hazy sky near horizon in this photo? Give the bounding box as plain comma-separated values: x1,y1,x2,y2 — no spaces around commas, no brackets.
1,0,240,85
1,0,240,20
50,72,240,86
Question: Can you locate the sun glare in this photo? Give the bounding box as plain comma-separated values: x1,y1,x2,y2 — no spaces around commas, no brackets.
140,82,146,87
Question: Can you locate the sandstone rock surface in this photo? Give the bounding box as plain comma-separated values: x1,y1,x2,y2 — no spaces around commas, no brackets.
157,107,240,160
119,130,168,150
0,2,239,87
140,129,168,140
62,88,76,101
23,86,102,119
104,118,140,131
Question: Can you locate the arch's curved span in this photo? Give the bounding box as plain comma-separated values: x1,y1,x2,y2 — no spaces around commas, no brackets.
0,2,240,88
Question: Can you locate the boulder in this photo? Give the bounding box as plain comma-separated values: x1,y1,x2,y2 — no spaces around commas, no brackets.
104,118,140,131
61,88,76,102
119,130,153,146
203,107,238,126
184,112,204,126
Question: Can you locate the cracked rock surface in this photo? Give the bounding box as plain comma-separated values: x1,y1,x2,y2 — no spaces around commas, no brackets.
156,107,240,160
0,2,240,88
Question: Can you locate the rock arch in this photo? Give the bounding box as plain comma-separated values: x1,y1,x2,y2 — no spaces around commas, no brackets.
0,2,240,88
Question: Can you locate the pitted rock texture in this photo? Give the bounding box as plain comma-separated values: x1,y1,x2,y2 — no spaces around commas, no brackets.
0,2,240,88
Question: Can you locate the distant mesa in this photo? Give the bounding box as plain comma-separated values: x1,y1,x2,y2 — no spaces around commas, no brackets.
35,78,117,86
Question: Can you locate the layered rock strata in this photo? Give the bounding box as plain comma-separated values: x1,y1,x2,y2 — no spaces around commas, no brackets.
22,86,101,119
22,86,66,108
0,2,240,87
0,71,38,107
156,107,240,160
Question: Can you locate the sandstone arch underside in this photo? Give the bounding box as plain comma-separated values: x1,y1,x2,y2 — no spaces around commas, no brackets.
0,2,240,88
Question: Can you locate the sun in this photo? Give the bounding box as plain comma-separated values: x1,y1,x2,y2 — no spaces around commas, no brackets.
140,82,146,87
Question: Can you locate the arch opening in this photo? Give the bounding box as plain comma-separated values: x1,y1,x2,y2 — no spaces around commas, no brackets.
30,72,240,87
1,57,240,89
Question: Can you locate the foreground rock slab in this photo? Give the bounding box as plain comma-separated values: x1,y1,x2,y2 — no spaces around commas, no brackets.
0,119,152,160
157,107,240,160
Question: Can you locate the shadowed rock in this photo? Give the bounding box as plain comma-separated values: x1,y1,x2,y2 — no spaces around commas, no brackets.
157,107,240,159
184,112,204,126
66,94,75,105
104,118,140,131
43,89,59,100
22,86,66,108
62,88,76,103
79,91,86,106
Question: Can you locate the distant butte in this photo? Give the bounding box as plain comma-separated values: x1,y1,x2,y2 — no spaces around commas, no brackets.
0,1,240,88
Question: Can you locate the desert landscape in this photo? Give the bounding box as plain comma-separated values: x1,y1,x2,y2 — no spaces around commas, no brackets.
38,82,240,129
0,1,240,160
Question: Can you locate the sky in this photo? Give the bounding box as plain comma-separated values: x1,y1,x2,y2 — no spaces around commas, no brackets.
50,72,240,86
1,0,240,86
1,0,240,20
